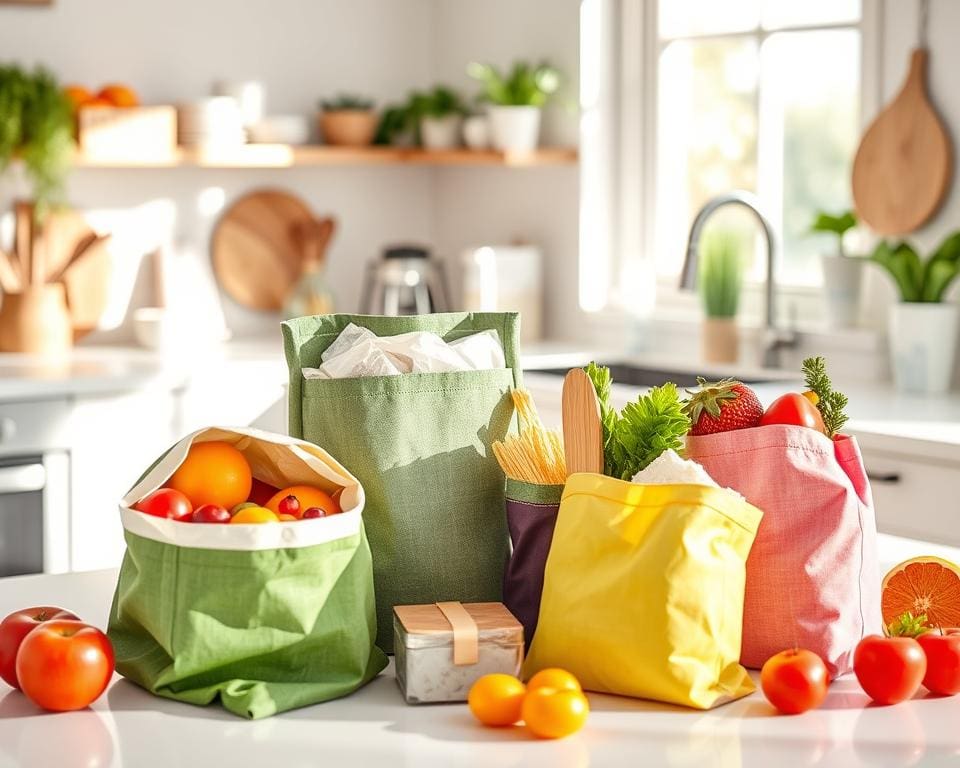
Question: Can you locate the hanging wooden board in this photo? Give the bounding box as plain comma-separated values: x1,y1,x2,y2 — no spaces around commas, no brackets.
852,49,952,235
562,368,604,476
212,188,315,311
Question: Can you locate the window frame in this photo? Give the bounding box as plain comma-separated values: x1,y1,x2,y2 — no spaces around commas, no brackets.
604,0,883,326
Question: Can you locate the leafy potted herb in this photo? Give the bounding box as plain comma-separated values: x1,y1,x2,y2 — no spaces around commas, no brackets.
410,86,466,150
374,102,417,147
318,94,377,147
467,61,560,153
698,230,743,364
811,210,863,328
870,232,960,394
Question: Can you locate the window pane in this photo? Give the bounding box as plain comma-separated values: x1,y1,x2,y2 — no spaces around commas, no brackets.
658,0,760,38
759,30,860,285
655,38,759,277
762,0,861,30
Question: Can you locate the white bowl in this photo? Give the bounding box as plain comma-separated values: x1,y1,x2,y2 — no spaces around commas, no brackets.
248,115,310,145
132,307,179,350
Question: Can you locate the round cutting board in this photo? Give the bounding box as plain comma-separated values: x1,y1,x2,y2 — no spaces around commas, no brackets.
212,189,315,311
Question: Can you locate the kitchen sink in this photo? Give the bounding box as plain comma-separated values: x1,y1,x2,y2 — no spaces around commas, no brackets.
527,362,776,389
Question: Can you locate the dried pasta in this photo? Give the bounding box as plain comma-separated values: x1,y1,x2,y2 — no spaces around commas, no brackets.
493,389,566,485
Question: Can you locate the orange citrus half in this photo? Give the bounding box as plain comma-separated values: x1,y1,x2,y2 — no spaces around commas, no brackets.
881,556,960,632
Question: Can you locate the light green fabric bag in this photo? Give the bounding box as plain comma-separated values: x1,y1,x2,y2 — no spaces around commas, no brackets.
107,427,387,719
282,312,521,651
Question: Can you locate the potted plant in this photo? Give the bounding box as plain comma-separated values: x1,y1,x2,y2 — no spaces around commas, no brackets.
871,233,960,394
410,86,466,150
467,61,560,153
0,64,76,354
374,102,417,147
699,230,743,364
318,94,377,147
811,209,863,328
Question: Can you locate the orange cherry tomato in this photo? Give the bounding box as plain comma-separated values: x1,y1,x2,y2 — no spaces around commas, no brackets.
467,674,526,726
229,506,278,524
169,441,252,511
521,687,589,739
526,668,581,694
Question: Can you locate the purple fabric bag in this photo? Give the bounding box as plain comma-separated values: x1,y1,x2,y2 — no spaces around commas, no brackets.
503,479,564,647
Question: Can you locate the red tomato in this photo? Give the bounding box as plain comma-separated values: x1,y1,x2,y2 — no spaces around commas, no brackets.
917,630,960,696
759,393,826,434
760,649,829,714
854,635,926,705
134,488,192,520
0,607,79,689
248,478,280,506
16,620,114,711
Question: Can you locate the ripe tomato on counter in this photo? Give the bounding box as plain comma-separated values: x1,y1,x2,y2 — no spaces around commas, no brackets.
760,649,829,714
854,635,926,705
0,607,79,689
917,630,960,696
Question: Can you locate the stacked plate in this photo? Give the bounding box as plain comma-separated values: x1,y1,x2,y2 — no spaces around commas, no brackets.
178,97,245,147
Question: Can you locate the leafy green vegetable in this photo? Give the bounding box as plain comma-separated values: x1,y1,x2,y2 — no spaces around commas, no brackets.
467,61,560,107
887,611,929,638
584,363,691,480
811,210,857,257
802,356,849,437
870,231,960,303
699,229,743,318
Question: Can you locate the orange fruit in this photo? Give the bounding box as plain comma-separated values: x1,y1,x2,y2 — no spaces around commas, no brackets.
467,674,526,727
277,513,297,522
881,556,960,632
230,506,277,524
63,84,93,110
526,668,581,694
169,441,252,511
266,485,340,517
521,687,589,739
80,97,114,110
97,83,139,108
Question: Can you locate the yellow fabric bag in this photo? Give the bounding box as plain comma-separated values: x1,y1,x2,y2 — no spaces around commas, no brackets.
523,473,762,710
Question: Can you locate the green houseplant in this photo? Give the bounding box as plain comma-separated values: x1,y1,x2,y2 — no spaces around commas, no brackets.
698,230,743,364
318,93,377,147
467,61,560,153
870,232,960,394
410,86,467,150
811,209,863,328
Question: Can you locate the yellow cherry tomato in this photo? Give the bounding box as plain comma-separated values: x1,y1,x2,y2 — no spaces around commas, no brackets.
277,513,297,522
230,506,278,524
526,668,582,694
802,390,819,406
521,687,589,739
467,674,526,727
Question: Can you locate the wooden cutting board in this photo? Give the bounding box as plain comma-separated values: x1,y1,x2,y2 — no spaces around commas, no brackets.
852,49,952,235
212,189,317,311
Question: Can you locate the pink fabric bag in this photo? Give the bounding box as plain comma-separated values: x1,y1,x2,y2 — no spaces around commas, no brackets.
685,424,881,677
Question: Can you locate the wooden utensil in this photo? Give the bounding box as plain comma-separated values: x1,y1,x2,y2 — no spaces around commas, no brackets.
852,2,950,235
562,368,604,476
14,201,33,285
61,235,111,340
212,188,316,311
0,250,20,293
39,208,96,283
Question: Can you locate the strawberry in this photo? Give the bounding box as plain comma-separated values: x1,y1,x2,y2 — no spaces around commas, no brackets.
684,378,763,436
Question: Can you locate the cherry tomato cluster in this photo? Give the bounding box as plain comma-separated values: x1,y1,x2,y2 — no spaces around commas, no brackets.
761,630,960,714
0,606,114,711
468,668,589,739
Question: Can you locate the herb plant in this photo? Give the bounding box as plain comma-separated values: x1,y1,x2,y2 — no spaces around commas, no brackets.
585,362,691,480
811,210,857,257
467,61,560,107
410,86,466,119
319,94,375,112
699,230,743,319
870,231,960,303
0,64,74,213
802,356,849,437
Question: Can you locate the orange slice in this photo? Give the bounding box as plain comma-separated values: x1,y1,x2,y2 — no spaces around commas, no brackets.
881,556,960,633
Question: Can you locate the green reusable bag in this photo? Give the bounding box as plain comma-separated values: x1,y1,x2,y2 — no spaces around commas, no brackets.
282,312,521,652
107,427,387,719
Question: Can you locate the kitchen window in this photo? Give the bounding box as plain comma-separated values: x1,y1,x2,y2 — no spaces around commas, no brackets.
582,0,880,318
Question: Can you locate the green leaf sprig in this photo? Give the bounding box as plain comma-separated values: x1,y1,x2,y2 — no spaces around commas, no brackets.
802,357,849,438
887,611,929,638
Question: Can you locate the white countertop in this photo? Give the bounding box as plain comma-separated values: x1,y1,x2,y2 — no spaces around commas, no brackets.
3,534,960,768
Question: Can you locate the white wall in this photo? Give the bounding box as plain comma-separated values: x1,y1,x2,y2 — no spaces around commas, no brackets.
0,0,583,343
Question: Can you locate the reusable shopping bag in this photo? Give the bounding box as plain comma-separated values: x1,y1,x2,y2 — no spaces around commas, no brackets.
502,478,562,648
282,312,521,652
107,427,386,719
686,424,881,677
524,473,762,709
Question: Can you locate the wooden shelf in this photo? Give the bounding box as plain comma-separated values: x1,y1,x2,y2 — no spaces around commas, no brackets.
74,145,579,169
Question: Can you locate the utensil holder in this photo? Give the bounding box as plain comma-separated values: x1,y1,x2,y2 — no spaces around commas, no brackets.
0,284,73,354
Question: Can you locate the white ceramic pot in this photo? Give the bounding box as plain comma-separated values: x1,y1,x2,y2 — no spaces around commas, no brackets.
888,302,959,394
420,115,462,150
462,115,489,150
487,105,541,153
820,254,864,328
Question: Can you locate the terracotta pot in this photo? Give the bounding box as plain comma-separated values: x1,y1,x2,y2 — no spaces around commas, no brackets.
0,284,73,355
319,110,377,147
702,317,738,364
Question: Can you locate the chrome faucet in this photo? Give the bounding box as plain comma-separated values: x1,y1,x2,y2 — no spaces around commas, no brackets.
678,190,797,368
